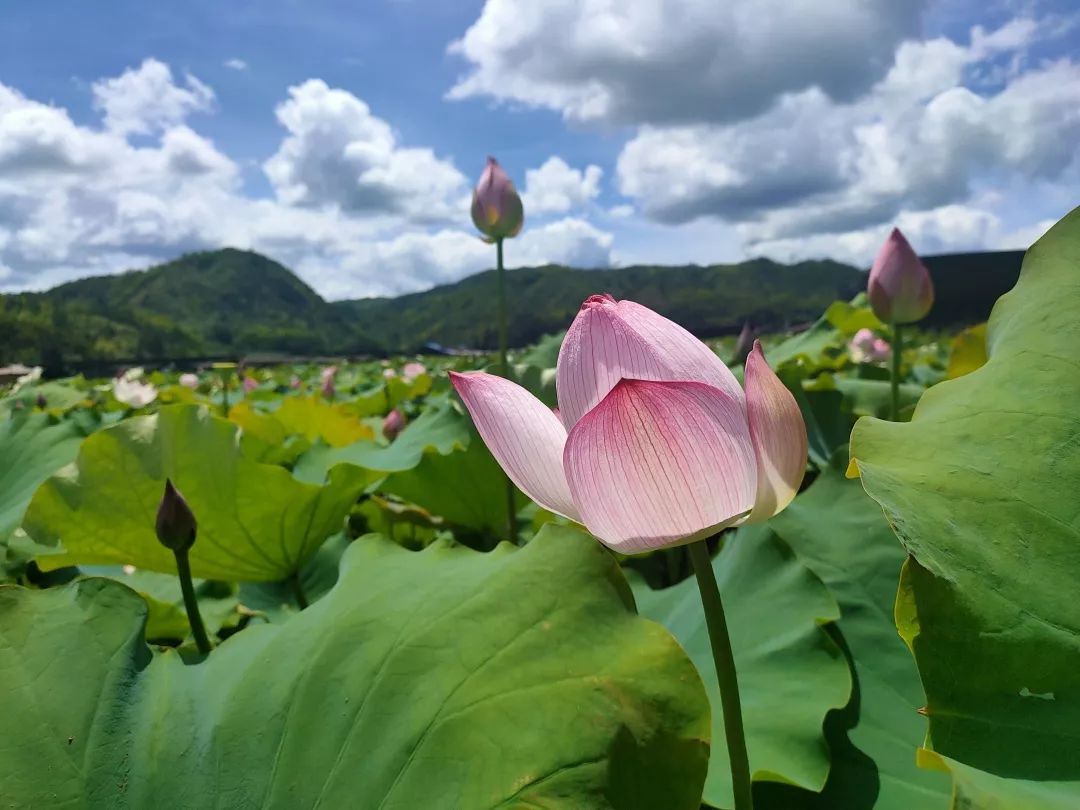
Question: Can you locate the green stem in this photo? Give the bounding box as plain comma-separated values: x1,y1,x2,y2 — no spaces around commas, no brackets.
174,548,212,655
221,373,230,419
496,238,509,376
688,540,753,810
495,237,516,542
890,322,903,422
290,570,309,610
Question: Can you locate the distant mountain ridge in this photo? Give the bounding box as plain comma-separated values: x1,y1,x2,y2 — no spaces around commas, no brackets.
0,247,1024,367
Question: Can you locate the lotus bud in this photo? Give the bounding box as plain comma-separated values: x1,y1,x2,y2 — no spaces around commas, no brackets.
320,366,337,399
868,228,934,324
729,321,756,367
383,367,396,379
242,376,258,394
383,409,406,441
289,375,302,390
471,157,524,241
179,373,199,389
155,479,197,552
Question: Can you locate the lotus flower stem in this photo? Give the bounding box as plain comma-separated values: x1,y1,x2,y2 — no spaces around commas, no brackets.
221,372,230,418
291,570,309,610
495,237,517,541
174,548,212,655
688,539,753,810
890,322,902,421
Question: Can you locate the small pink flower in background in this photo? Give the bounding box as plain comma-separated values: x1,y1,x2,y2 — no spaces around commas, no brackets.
402,362,427,382
383,409,406,441
179,373,199,389
290,375,302,390
868,228,934,324
320,366,337,398
242,376,258,394
451,294,807,553
383,368,397,379
848,328,892,364
113,377,158,408
471,157,524,241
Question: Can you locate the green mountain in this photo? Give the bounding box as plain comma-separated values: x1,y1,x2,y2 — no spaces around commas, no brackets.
0,249,380,370
336,251,1024,351
0,247,1024,368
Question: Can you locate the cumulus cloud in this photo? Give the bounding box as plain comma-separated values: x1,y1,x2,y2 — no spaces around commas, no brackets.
263,79,467,222
448,0,925,125
92,59,214,135
615,25,1080,241
0,64,612,300
522,156,602,214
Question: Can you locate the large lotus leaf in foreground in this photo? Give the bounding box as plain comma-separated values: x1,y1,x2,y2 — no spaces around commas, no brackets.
630,528,850,808
23,405,366,582
0,525,709,809
849,206,1080,805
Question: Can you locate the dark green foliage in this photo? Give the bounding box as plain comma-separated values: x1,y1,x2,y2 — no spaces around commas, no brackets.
0,249,381,366
339,252,1023,351
0,247,1023,363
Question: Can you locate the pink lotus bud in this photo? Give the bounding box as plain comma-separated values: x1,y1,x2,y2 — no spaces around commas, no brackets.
242,376,258,394
868,228,934,324
471,157,524,241
382,408,406,441
320,366,337,398
290,375,302,390
402,362,427,382
848,328,892,364
450,297,807,553
179,373,199,389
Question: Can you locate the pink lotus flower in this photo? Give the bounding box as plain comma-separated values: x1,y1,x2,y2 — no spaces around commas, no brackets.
451,294,808,553
179,373,199,389
402,361,427,382
471,157,524,241
320,366,337,398
242,376,258,394
383,408,406,440
382,367,397,379
848,328,892,364
868,228,934,324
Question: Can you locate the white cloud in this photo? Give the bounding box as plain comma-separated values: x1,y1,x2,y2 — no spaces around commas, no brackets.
449,0,925,125
0,64,613,300
615,24,1080,242
224,58,249,71
92,59,214,135
522,156,602,214
263,79,467,222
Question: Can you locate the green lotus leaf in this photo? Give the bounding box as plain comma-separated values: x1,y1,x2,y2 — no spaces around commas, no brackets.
629,528,850,808
849,205,1080,806
23,404,366,582
0,524,709,809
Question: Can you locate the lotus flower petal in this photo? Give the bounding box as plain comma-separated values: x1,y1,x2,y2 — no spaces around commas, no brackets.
450,371,579,522
562,379,756,553
743,342,808,523
556,294,743,429
868,227,934,324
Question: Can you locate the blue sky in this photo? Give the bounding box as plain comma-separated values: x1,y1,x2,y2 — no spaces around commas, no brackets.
0,0,1077,298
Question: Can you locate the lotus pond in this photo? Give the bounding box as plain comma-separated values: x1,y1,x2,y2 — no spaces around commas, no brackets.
1,209,1077,810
